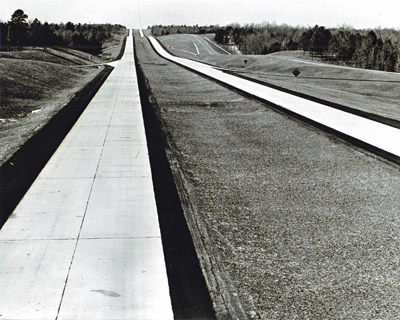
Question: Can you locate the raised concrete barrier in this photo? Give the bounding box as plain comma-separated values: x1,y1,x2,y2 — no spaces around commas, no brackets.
0,33,173,319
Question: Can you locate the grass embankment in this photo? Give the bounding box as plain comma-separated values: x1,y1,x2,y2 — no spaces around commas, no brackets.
136,33,400,318
102,33,127,58
0,57,103,165
0,32,126,224
1,59,101,118
0,50,76,65
0,32,126,164
159,34,400,123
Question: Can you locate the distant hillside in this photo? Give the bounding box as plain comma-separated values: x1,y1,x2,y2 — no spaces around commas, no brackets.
150,23,400,73
213,24,400,73
157,33,400,124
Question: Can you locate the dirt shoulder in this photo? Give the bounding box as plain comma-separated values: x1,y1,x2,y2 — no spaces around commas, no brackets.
135,34,400,319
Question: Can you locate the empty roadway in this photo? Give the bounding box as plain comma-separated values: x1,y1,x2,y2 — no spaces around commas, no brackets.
148,36,400,164
0,33,173,319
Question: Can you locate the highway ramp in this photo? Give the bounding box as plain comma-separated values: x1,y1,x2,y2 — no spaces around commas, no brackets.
0,33,173,319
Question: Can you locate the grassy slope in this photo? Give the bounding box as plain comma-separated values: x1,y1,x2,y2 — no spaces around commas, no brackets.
136,34,400,319
1,59,101,118
159,34,400,122
0,50,73,65
0,50,104,165
45,47,102,64
0,31,127,165
102,33,127,58
159,34,218,60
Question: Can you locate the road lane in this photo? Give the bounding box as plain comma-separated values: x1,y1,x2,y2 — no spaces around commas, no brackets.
192,34,215,55
148,36,400,163
0,33,173,320
202,35,231,55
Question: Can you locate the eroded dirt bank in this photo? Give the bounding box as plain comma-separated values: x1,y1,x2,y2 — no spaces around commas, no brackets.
135,32,400,319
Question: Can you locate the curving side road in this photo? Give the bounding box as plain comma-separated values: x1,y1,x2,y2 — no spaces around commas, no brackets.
148,36,400,164
191,34,216,55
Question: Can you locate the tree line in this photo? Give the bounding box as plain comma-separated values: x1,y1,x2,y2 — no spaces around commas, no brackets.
214,23,400,72
150,24,220,37
149,22,399,72
215,22,306,54
1,9,126,54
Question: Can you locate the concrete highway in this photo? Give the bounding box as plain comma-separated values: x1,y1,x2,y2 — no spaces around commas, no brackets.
1,29,398,319
0,33,173,319
148,36,400,164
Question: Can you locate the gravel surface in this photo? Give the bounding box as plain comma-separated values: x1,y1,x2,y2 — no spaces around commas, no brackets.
136,35,400,319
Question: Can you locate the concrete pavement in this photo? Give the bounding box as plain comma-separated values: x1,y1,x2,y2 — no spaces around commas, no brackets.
148,36,400,163
0,33,173,319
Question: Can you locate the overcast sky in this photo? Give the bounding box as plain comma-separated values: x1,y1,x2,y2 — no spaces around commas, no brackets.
1,0,399,30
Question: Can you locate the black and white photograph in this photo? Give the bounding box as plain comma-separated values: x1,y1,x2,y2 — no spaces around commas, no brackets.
1,0,399,319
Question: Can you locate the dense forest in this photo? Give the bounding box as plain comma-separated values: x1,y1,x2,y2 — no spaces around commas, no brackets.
0,9,126,54
215,23,400,72
150,23,400,73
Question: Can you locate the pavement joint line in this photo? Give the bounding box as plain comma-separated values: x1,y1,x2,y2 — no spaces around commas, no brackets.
55,61,123,320
0,236,162,242
77,236,163,240
0,238,77,241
